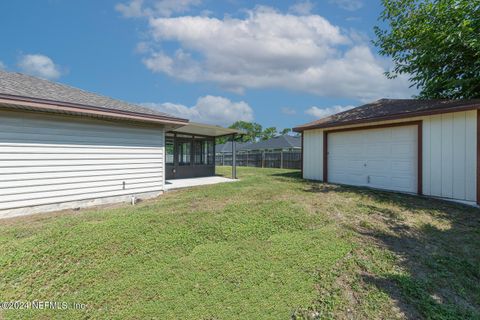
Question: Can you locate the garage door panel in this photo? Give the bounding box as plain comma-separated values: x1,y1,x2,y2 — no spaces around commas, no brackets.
366,159,389,173
330,173,366,186
329,145,349,157
366,143,391,156
369,175,389,188
346,144,364,156
392,160,415,173
331,132,361,144
330,144,363,156
391,143,416,158
366,130,391,142
370,176,414,191
330,159,362,174
328,158,348,173
348,132,364,143
348,160,366,172
329,173,348,184
391,177,414,191
392,126,416,141
346,173,366,185
328,125,417,194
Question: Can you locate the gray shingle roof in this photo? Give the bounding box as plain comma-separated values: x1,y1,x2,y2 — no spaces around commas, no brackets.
0,70,186,121
215,141,247,154
294,98,480,131
216,136,301,154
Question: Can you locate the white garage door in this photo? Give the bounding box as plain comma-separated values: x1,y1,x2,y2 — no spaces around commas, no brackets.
328,125,418,193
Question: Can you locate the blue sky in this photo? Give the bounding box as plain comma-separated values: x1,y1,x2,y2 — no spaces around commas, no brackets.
0,0,415,130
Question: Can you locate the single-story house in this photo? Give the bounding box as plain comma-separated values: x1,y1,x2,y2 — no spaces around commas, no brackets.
294,99,480,206
215,141,247,155
215,135,301,155
0,70,239,218
238,135,301,153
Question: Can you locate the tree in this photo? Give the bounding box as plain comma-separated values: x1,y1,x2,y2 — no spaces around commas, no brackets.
280,128,292,135
260,127,277,141
374,0,480,99
229,121,263,143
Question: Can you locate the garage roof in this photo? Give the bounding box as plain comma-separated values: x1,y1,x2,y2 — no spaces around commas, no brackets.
0,70,188,125
294,99,480,132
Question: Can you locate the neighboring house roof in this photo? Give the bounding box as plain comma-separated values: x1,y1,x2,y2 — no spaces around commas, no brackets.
0,70,188,125
239,135,301,151
294,98,480,131
172,122,241,138
215,141,247,153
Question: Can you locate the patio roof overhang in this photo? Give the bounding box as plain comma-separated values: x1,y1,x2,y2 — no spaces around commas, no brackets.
166,122,241,180
169,122,242,137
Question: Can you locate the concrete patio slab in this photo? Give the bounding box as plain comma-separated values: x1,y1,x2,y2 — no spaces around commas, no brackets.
164,176,237,191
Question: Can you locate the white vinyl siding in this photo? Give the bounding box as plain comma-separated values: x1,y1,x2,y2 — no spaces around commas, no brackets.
422,110,476,201
303,129,323,180
0,110,165,212
302,110,477,203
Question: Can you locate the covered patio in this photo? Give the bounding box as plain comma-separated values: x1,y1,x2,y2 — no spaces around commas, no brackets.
165,122,240,180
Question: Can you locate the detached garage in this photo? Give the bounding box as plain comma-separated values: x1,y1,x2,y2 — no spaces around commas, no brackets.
294,99,480,205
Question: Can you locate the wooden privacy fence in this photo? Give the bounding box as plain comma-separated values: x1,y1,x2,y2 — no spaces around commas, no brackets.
216,151,301,169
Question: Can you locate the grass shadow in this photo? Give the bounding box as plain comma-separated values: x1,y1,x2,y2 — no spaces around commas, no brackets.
359,218,480,319
270,170,302,178
303,183,340,194
300,180,480,318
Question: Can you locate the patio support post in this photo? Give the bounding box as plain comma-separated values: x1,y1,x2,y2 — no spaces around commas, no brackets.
173,133,178,179
213,137,216,173
231,134,237,179
190,135,194,168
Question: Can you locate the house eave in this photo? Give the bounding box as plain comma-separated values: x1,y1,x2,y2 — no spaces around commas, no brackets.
0,93,189,126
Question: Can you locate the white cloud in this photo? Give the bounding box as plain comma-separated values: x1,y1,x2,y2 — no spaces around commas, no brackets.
289,1,315,15
116,0,144,17
135,41,151,54
17,54,62,80
0,61,5,70
305,105,355,118
143,95,253,126
281,107,297,115
116,0,202,18
329,0,363,11
151,0,202,17
128,6,414,101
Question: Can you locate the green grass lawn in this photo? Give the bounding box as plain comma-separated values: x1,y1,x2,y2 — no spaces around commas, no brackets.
0,167,479,319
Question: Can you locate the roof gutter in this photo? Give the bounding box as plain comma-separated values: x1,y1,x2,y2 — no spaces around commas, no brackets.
0,94,189,126
293,104,480,132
